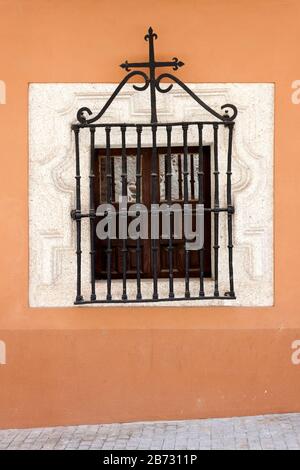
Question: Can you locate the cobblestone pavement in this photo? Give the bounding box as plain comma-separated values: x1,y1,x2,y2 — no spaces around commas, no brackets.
0,414,299,450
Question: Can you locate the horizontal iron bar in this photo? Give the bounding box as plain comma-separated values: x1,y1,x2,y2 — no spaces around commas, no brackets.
71,207,234,219
70,210,91,220
109,207,233,214
209,206,235,214
75,294,236,304
72,121,235,130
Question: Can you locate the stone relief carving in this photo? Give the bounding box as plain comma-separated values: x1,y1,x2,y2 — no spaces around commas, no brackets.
29,83,274,307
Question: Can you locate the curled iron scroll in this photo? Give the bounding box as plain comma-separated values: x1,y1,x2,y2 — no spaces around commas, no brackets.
76,71,150,124
155,73,238,121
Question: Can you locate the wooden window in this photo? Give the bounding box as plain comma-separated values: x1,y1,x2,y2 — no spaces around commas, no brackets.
94,146,211,279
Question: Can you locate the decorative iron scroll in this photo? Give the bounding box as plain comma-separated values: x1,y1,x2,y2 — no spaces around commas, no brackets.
75,27,237,126
71,28,237,304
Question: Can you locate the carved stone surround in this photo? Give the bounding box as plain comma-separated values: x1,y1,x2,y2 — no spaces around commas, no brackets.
29,83,274,307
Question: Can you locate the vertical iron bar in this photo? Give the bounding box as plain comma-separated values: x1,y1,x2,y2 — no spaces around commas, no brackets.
121,126,128,300
166,125,174,299
182,124,190,298
151,124,158,300
213,124,220,297
89,127,96,301
164,154,168,200
105,126,112,301
74,128,83,302
226,123,235,297
148,30,158,123
111,156,115,202
198,124,205,297
190,153,195,200
136,125,143,300
178,154,183,200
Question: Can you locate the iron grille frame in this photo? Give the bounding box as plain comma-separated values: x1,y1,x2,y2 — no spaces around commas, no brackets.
71,27,237,305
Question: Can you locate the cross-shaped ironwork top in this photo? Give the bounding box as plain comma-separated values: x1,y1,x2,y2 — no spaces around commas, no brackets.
75,27,237,126
120,27,184,123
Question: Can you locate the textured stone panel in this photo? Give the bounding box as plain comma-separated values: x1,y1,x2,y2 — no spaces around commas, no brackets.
29,83,274,307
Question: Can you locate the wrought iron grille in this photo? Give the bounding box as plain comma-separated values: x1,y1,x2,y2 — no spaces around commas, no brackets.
71,27,237,304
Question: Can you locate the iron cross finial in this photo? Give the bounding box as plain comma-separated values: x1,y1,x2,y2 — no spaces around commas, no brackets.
120,27,184,72
144,26,157,42
120,27,184,123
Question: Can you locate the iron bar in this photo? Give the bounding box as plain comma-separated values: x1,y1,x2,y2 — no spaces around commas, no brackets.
121,126,128,300
178,154,183,200
198,124,205,297
71,207,233,219
74,128,83,302
111,156,115,202
147,28,158,124
73,121,233,130
105,126,112,301
183,124,190,299
190,153,195,200
213,124,220,297
226,123,235,297
151,124,158,300
70,206,232,220
77,295,233,305
136,125,143,300
166,125,174,299
164,154,168,199
89,128,96,301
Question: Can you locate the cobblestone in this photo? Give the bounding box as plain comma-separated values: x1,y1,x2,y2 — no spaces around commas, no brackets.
0,413,299,450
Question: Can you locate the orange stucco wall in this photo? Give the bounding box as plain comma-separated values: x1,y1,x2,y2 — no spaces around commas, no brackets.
0,0,300,429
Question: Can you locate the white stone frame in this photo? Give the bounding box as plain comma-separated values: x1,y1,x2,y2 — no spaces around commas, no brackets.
29,83,274,307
